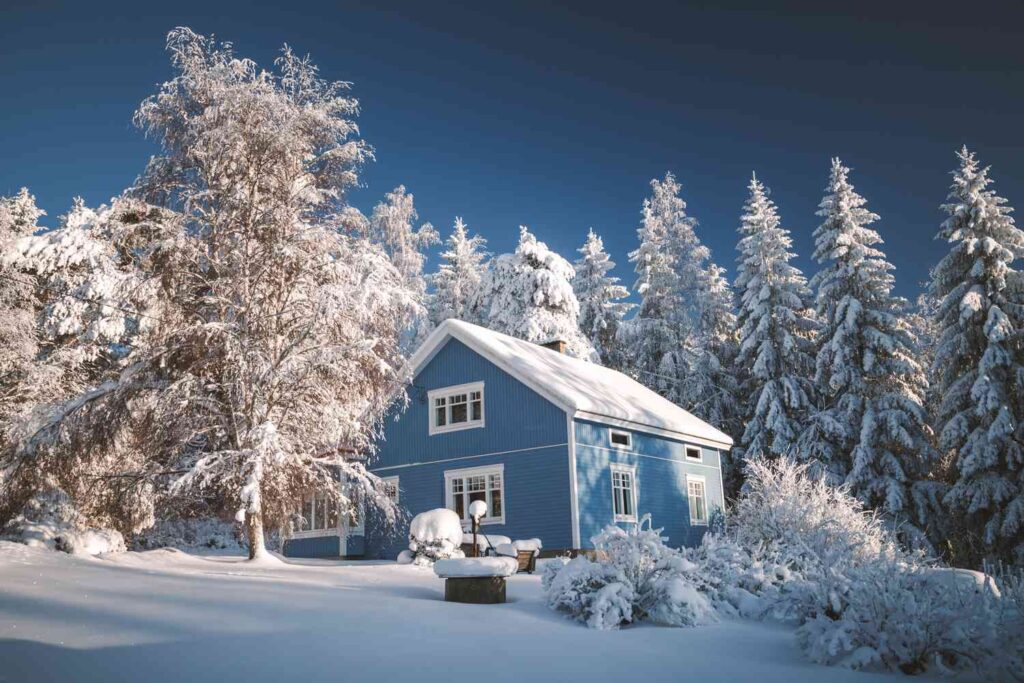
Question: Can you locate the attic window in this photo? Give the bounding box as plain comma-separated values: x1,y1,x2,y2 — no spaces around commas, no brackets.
429,382,485,435
609,429,632,449
685,446,702,462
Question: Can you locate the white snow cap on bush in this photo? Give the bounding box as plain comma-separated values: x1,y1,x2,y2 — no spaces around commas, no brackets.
409,509,463,547
406,508,465,566
434,556,518,578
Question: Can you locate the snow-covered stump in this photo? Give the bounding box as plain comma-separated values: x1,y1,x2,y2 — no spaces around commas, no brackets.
434,557,518,604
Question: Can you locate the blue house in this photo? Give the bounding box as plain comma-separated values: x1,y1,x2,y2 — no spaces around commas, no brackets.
283,319,732,559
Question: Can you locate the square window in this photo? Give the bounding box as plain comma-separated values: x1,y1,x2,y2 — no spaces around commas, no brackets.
610,430,632,449
685,446,702,462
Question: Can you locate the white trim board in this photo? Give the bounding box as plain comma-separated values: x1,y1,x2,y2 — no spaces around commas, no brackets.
369,442,569,472
566,414,581,549
575,442,722,470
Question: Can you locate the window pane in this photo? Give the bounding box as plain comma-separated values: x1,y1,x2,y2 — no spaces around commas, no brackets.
450,402,468,424
467,475,486,492
314,497,327,530
490,489,502,517
301,500,312,531
468,490,486,507
454,493,465,520
436,405,447,427
471,398,482,421
623,486,633,517
451,477,463,494
327,499,339,528
613,488,623,516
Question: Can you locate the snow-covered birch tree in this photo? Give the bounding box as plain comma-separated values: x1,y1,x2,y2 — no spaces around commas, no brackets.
480,226,596,359
369,185,439,344
572,228,631,367
733,174,816,488
11,29,411,559
931,147,1024,566
428,217,488,327
798,158,936,542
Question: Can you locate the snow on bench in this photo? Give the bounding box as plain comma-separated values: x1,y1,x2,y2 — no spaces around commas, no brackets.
433,556,518,578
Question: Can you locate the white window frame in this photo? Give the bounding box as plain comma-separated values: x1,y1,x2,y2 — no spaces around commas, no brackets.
291,492,341,539
428,382,485,435
382,476,400,505
610,463,638,523
609,429,633,450
685,445,703,462
687,474,708,526
444,464,505,525
345,484,366,536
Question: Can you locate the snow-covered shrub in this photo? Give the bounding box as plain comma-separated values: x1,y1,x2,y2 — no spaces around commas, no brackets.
797,557,1023,678
545,556,635,630
131,516,245,553
1,488,125,555
685,533,791,619
544,516,713,629
406,508,464,566
540,555,571,591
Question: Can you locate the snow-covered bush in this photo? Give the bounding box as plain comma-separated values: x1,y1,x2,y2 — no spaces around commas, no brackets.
684,533,791,619
544,516,713,629
797,558,1023,678
406,508,464,566
1,488,125,555
131,516,245,553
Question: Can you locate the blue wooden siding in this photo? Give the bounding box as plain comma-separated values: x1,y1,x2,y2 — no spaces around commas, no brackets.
573,419,725,549
364,338,573,558
283,535,340,558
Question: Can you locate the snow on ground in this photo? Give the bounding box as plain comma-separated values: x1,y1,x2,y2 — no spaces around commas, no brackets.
0,542,953,683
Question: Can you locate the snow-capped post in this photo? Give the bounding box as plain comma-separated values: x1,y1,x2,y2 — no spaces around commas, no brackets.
468,499,488,558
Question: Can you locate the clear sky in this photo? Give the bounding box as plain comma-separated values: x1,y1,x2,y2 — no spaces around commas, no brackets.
2,0,1021,299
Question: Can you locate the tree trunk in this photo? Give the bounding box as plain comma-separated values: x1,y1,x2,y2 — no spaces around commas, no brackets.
245,509,266,560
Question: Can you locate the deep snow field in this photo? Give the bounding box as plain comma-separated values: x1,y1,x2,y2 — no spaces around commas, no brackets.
0,542,950,683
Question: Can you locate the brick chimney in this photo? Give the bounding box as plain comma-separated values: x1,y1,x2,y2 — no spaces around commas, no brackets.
541,339,568,354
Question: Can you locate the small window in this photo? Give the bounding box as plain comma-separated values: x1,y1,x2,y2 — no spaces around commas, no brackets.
687,476,708,526
429,382,485,434
609,429,632,449
382,476,400,504
446,465,504,524
611,464,637,522
685,446,702,462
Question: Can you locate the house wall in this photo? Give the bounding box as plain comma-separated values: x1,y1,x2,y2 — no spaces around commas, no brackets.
282,535,341,558
364,339,573,559
573,419,726,549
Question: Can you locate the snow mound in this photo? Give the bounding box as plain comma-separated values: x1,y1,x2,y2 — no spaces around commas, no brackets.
407,509,465,566
2,489,126,556
434,556,518,578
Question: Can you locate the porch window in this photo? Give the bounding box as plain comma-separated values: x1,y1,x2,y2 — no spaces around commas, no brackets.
445,464,504,524
611,464,637,522
429,382,485,435
297,493,338,535
687,475,708,526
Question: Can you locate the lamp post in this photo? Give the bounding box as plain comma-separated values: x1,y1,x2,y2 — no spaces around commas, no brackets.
468,500,488,558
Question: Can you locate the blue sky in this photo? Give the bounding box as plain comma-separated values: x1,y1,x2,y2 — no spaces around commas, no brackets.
2,0,1021,299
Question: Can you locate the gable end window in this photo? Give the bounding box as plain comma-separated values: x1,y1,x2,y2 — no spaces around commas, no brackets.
609,429,632,449
685,446,703,462
445,464,504,525
687,475,708,526
429,382,485,435
611,463,637,522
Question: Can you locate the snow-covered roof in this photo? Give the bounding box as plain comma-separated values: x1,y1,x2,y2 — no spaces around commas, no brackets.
408,320,734,449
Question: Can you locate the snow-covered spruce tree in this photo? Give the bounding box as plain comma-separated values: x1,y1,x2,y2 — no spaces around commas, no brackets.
1,197,163,535
572,229,632,367
17,29,409,559
620,172,714,400
479,226,597,359
0,189,45,429
368,185,439,345
798,158,936,542
428,217,488,327
732,174,816,491
682,261,742,445
0,188,46,525
931,147,1024,566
